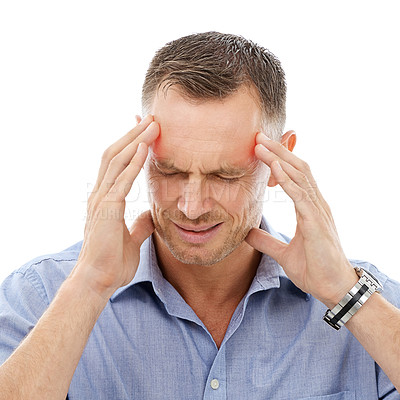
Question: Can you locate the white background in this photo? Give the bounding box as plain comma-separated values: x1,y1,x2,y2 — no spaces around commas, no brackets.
0,0,399,284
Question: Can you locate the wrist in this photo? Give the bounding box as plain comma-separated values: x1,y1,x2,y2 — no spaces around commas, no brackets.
321,263,360,309
68,262,118,303
323,265,384,330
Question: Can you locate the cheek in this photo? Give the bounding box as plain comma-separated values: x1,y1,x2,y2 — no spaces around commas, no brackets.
147,177,181,206
204,181,239,204
212,180,262,216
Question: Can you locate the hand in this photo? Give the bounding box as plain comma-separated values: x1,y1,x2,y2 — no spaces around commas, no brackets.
245,132,358,308
74,115,160,299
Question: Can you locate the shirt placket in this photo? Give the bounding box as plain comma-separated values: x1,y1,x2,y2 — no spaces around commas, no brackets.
203,344,227,400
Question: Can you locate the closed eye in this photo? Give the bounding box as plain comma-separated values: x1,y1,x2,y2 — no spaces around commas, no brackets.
158,170,180,177
154,163,241,182
215,175,240,183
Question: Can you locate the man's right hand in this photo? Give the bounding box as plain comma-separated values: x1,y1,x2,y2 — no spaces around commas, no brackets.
0,115,160,400
74,115,160,299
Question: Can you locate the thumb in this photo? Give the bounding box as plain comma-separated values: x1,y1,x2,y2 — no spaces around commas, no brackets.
245,228,287,265
129,210,155,247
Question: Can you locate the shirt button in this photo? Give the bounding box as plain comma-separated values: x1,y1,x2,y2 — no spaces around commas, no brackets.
210,379,220,390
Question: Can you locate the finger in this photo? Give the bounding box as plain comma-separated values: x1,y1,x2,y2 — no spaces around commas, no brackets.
256,132,307,173
129,210,155,247
255,144,319,203
97,122,159,199
256,133,327,205
135,115,142,125
270,160,319,218
92,115,154,195
105,142,148,202
245,227,287,265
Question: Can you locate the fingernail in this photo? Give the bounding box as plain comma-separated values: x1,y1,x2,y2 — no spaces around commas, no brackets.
140,114,152,125
256,132,271,145
256,143,269,152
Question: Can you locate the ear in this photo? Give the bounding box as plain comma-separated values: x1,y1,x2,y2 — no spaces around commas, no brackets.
267,130,297,187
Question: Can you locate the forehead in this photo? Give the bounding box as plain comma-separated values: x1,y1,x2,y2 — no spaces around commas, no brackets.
150,85,262,169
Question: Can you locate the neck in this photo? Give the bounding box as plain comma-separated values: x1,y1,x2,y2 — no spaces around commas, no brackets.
153,233,261,308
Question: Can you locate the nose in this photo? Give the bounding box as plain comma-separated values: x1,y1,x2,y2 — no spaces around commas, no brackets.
177,178,212,220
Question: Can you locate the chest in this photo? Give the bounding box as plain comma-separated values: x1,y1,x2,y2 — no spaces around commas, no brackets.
71,300,374,400
70,284,380,400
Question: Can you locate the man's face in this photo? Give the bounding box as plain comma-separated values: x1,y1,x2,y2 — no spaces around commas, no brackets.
145,85,270,266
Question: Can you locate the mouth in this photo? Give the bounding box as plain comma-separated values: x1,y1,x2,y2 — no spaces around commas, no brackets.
174,222,222,232
172,221,223,244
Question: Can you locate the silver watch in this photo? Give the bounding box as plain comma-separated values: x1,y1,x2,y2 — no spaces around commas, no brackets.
323,267,383,330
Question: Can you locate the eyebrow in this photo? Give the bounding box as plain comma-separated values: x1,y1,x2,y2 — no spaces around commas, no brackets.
153,158,258,176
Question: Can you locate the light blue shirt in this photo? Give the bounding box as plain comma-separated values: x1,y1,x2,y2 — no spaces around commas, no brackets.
1,217,399,399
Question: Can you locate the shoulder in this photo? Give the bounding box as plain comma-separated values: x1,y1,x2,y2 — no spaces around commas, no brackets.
2,241,83,304
0,241,82,364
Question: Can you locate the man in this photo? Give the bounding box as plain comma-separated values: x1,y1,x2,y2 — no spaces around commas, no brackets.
0,31,399,399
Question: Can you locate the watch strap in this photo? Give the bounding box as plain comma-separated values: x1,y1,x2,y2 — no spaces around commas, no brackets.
323,267,383,330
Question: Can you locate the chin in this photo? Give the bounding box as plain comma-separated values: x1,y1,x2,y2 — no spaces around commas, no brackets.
166,243,238,266
157,226,245,266
151,203,261,265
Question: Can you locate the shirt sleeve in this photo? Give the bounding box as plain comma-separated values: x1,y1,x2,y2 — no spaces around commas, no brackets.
371,266,400,399
0,269,49,365
348,260,400,398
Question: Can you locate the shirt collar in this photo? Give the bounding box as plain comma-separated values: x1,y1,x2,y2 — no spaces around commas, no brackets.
110,216,307,302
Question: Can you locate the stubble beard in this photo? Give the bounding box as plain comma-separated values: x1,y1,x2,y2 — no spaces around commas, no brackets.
151,204,262,266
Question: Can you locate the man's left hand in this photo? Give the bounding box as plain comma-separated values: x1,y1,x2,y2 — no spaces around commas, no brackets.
245,132,358,308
